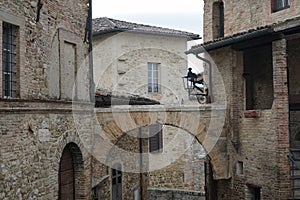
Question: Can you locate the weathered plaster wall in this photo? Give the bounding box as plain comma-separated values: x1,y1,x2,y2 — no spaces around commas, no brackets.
93,32,194,105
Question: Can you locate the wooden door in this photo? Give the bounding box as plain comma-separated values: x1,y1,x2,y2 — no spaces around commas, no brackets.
59,146,74,200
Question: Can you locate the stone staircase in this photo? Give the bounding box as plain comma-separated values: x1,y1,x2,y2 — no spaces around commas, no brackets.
289,148,300,200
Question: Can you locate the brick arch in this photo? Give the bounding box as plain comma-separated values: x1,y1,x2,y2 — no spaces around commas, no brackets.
97,108,229,179
53,130,90,199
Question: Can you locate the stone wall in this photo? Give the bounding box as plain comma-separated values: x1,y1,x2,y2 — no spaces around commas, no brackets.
203,0,300,42
0,102,93,199
148,188,205,200
93,123,206,200
0,0,90,100
0,0,91,199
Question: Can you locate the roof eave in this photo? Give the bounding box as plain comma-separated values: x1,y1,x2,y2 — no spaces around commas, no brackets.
186,28,274,54
93,28,201,40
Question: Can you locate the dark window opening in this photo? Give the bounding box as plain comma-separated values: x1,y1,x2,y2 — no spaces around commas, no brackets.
247,185,261,200
244,44,274,110
272,0,290,12
212,1,224,39
112,163,122,200
236,161,244,175
149,124,163,153
92,186,99,200
295,132,300,141
287,39,300,110
2,22,19,98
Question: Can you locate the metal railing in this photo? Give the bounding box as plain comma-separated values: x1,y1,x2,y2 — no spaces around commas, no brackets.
288,150,300,200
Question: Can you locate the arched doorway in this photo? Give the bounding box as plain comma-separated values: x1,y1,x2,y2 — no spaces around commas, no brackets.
58,142,84,200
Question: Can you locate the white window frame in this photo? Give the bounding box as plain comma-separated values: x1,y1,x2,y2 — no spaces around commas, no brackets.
147,62,160,93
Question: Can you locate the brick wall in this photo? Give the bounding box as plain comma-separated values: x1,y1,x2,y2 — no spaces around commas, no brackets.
204,37,291,198
203,0,300,42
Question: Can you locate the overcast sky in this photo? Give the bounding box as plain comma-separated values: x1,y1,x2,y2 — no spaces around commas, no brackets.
92,0,204,36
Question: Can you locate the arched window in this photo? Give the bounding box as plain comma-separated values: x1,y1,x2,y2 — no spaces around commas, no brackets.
212,1,224,39
112,163,122,200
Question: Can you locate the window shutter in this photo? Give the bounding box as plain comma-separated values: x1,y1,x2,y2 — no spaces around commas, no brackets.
149,124,163,152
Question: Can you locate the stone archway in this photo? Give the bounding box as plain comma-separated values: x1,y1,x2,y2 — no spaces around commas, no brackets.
96,106,229,179
54,131,91,200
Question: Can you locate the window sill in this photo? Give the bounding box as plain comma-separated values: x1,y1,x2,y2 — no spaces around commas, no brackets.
272,6,290,13
243,110,260,118
149,149,163,154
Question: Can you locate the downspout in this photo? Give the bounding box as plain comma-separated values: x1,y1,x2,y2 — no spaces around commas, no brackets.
87,1,95,198
194,54,213,103
139,127,144,200
88,0,95,102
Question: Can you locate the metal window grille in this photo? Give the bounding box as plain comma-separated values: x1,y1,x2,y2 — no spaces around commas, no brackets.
2,22,18,98
148,63,159,93
273,0,290,11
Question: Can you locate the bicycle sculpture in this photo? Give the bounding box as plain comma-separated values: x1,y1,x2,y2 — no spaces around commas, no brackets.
182,68,209,104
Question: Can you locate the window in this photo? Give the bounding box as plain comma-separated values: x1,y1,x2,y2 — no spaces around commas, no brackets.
92,186,99,200
236,161,244,175
149,124,163,152
2,22,19,98
243,44,273,110
148,63,159,93
273,0,290,12
212,1,224,39
112,163,122,200
133,187,140,200
247,184,261,200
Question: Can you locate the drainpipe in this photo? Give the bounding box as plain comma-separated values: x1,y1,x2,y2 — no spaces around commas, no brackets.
87,1,95,198
139,127,144,200
194,54,213,103
88,0,95,102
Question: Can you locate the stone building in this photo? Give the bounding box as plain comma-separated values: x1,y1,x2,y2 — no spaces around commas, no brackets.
0,0,93,199
4,0,300,199
91,18,207,200
92,17,201,105
186,0,300,199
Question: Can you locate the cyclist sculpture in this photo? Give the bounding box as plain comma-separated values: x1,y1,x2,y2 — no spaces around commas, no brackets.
183,68,208,104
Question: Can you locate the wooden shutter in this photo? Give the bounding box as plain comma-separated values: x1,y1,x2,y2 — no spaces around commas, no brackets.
149,124,163,152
